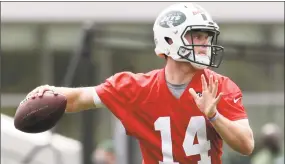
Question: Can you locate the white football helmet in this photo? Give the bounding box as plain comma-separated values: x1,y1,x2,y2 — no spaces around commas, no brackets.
153,3,224,69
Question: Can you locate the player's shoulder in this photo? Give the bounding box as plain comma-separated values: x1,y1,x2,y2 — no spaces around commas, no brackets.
110,69,161,86
204,69,241,94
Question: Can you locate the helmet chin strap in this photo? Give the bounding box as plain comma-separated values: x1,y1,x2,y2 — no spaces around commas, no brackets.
190,54,210,69
190,62,208,69
169,51,210,69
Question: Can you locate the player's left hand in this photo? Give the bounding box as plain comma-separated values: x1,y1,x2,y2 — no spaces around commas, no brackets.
189,74,223,118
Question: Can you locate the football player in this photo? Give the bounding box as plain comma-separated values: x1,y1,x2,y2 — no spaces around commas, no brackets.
27,3,254,164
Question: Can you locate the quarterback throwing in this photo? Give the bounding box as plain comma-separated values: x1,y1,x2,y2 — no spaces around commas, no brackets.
26,3,254,164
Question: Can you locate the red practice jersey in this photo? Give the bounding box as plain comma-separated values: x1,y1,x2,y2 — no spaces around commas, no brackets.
95,68,248,164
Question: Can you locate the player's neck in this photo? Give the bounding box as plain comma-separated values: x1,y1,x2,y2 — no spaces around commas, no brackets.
165,59,196,85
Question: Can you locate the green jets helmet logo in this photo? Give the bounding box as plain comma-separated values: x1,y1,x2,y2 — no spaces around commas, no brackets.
159,11,186,28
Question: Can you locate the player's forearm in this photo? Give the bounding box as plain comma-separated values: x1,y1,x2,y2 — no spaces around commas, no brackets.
53,87,96,112
210,114,254,155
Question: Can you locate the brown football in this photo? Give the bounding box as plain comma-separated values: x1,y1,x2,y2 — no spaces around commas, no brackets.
14,91,67,133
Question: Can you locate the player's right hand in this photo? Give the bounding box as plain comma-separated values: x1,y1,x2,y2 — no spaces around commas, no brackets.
27,85,58,99
189,74,223,118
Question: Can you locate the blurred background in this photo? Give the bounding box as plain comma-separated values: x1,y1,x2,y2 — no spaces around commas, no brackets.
1,1,284,164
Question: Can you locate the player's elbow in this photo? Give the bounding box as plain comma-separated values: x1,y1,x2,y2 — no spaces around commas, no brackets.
239,125,255,156
240,138,254,156
241,145,254,156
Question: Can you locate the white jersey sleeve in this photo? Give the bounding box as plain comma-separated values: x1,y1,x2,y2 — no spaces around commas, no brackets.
92,88,106,108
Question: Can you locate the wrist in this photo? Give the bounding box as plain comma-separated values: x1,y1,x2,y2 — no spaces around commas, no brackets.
207,110,220,122
207,109,217,118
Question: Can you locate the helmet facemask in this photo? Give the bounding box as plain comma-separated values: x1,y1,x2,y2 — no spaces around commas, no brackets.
177,26,224,68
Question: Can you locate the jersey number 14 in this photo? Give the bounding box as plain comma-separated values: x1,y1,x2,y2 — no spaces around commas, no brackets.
154,116,211,164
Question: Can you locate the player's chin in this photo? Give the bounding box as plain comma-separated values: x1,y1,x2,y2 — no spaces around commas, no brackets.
195,49,207,55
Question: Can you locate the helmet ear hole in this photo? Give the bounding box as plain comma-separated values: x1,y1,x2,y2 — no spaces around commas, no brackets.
164,37,173,45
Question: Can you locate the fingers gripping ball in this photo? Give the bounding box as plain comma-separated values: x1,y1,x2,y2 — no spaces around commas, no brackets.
14,91,67,133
